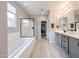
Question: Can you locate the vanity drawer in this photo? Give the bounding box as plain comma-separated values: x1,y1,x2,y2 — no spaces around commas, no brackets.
62,41,69,54
62,35,68,40
62,44,68,53
61,35,69,54
62,42,68,46
62,39,68,43
62,35,68,45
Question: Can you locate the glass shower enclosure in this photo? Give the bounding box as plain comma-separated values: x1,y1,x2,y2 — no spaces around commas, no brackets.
20,18,35,37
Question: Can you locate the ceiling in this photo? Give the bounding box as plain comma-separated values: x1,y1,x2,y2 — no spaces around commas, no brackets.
17,1,69,16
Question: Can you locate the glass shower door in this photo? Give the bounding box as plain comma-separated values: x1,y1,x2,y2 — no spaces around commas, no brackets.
20,18,35,37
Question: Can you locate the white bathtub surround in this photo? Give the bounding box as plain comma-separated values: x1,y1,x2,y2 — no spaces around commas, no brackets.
9,37,36,58
8,32,36,58
20,37,37,58
8,32,21,56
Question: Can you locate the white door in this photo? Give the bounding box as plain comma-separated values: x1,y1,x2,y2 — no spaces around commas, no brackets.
20,18,35,37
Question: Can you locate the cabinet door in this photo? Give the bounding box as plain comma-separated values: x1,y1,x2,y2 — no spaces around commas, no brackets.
59,34,61,47
69,37,79,58
55,33,59,45
55,33,61,47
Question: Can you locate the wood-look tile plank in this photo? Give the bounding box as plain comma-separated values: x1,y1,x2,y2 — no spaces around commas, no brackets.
30,39,68,58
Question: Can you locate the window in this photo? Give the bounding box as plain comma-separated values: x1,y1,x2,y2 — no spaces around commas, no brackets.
7,3,16,27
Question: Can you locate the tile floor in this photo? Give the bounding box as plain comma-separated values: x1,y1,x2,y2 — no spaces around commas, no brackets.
30,39,69,58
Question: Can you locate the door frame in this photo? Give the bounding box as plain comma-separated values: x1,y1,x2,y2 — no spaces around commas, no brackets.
41,21,47,39
20,18,35,38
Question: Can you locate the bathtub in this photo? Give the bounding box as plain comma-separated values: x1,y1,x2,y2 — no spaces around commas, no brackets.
8,32,37,58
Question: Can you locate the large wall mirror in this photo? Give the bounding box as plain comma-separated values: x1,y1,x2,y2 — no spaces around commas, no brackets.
20,18,35,37
59,17,68,30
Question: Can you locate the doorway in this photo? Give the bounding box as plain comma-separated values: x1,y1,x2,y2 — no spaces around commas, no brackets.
41,21,47,39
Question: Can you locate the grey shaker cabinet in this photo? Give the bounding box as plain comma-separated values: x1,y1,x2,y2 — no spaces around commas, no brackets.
55,33,61,47
69,37,79,58
61,35,69,54
55,32,79,58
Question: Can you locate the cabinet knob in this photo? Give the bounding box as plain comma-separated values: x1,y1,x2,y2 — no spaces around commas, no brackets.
63,36,66,38
77,42,79,47
63,40,65,42
32,27,34,29
63,46,66,49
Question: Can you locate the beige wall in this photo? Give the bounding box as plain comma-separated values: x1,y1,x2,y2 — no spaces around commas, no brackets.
0,2,7,57
0,1,30,57
7,1,30,57
8,1,29,33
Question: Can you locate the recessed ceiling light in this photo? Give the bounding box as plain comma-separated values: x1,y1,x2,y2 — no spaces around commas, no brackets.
24,3,27,6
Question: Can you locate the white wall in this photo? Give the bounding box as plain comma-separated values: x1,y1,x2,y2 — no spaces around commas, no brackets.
34,16,49,40
52,2,78,28
33,12,56,43
48,1,79,43
48,10,56,43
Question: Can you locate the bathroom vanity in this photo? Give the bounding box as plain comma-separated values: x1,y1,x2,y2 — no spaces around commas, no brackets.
55,30,79,58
